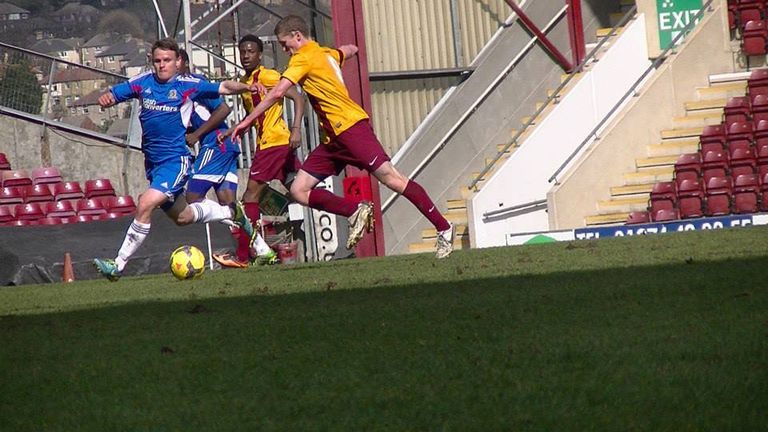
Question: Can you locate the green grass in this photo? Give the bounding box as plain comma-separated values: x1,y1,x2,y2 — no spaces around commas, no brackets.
1,227,767,430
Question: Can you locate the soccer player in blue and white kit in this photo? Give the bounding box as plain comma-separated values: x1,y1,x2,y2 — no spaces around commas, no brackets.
177,49,277,267
93,38,257,281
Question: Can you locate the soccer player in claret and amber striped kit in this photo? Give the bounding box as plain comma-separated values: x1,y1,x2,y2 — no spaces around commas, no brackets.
223,15,455,259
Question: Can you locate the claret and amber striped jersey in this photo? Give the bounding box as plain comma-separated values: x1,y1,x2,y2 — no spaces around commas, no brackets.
281,41,368,140
240,65,291,150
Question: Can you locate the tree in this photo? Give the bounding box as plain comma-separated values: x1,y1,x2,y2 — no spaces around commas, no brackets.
97,10,143,38
0,60,43,115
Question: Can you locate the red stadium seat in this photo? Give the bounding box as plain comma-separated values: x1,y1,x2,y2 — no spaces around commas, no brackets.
699,124,727,154
701,150,729,185
75,198,108,217
74,214,94,223
733,173,760,213
625,211,650,225
0,186,24,205
726,121,754,152
44,200,77,218
751,94,768,124
652,208,680,222
52,181,84,201
1,169,32,188
648,181,676,216
103,195,136,215
723,96,751,127
730,147,757,178
9,219,34,227
748,68,768,99
84,179,116,199
0,205,14,224
22,184,54,203
742,20,768,56
674,153,702,187
104,212,125,219
38,217,64,226
738,0,764,27
13,203,45,221
0,153,10,170
705,176,733,216
677,179,705,219
760,172,768,211
31,166,62,186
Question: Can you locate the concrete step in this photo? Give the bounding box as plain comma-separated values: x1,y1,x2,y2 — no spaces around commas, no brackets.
597,195,649,213
446,199,466,211
694,81,747,100
421,224,469,240
636,154,678,168
671,110,724,128
623,166,674,184
585,212,630,226
444,208,468,225
646,138,699,157
685,98,727,111
660,126,705,140
610,182,655,197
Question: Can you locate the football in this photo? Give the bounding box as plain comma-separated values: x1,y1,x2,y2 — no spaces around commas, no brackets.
169,245,206,280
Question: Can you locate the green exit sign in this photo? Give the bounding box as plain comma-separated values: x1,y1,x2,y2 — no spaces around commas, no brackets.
657,0,703,49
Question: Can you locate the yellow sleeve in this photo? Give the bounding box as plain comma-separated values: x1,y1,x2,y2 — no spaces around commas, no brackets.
259,68,282,89
282,52,311,84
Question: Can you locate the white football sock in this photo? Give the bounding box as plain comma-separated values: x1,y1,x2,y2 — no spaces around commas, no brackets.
252,233,272,256
115,219,150,272
188,199,233,224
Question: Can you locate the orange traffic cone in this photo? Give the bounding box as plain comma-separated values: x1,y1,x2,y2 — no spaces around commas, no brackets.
62,252,75,283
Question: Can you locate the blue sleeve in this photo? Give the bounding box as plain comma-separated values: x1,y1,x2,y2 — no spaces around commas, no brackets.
196,95,223,112
110,81,138,103
191,80,221,100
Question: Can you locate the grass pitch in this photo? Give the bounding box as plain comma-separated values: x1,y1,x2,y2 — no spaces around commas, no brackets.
1,226,767,430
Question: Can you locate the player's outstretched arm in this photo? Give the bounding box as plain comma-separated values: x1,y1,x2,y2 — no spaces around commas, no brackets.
284,86,305,149
98,92,117,108
338,44,359,60
217,80,252,95
223,78,295,143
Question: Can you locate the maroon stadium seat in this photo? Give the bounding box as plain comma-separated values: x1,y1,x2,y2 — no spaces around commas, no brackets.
674,153,702,187
742,20,768,56
22,184,54,203
626,211,650,225
52,181,84,201
760,172,768,211
648,181,677,216
38,217,65,226
730,147,758,178
74,214,94,223
0,186,24,205
31,166,62,186
104,212,125,219
652,208,680,222
738,0,765,27
1,170,32,188
103,195,136,215
723,96,752,126
733,173,760,213
75,198,108,217
705,176,733,216
751,94,768,124
44,200,77,218
726,121,754,152
677,179,705,219
13,203,45,221
701,150,729,185
0,205,14,224
84,178,116,199
9,219,34,227
748,68,768,99
0,153,10,170
699,124,727,154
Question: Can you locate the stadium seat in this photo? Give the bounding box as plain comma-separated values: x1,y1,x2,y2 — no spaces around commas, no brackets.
74,214,94,223
0,205,14,224
760,172,768,211
13,203,45,221
748,68,768,99
733,173,760,213
626,211,650,225
0,186,24,205
0,153,10,170
751,94,768,124
22,184,54,204
677,179,705,219
103,195,136,215
31,166,62,186
729,147,757,178
38,217,65,226
104,212,125,219
723,96,752,126
1,170,32,188
738,0,765,27
674,153,702,187
701,150,729,185
44,200,77,218
9,219,34,227
742,20,768,56
75,198,108,217
699,124,727,154
705,176,733,216
648,181,676,216
726,121,754,152
52,181,84,201
652,208,680,222
84,179,116,199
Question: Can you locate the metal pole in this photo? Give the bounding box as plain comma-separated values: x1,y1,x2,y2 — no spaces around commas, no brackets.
151,0,170,38
449,0,464,68
41,60,56,141
504,0,573,72
182,0,192,51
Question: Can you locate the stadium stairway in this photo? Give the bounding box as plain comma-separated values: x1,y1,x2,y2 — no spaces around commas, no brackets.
584,75,749,225
405,20,627,254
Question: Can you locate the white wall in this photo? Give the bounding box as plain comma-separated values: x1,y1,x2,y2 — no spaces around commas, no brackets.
471,14,652,248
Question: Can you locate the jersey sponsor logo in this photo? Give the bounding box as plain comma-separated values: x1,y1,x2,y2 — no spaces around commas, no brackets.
168,89,178,100
142,98,178,112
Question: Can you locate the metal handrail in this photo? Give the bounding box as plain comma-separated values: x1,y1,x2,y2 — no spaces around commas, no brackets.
0,41,127,80
467,3,638,191
381,3,568,212
548,0,715,184
482,198,547,221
